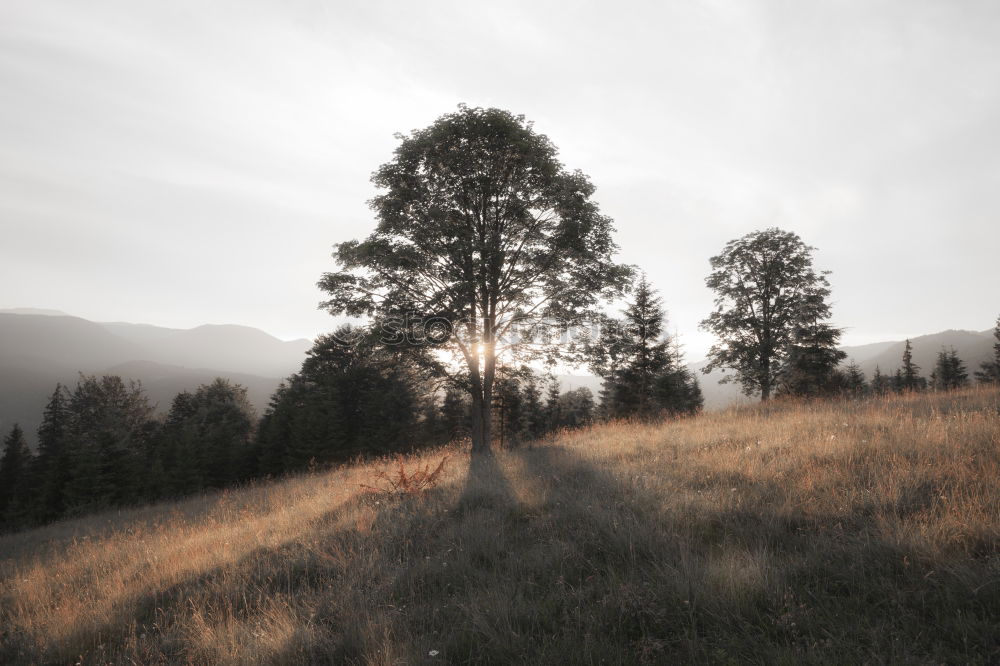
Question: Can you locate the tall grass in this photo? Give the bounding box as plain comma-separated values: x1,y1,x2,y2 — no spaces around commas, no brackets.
2,387,999,664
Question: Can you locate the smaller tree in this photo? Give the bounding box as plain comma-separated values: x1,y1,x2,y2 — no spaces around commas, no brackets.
778,321,847,397
930,347,969,391
870,366,892,395
590,275,700,418
898,340,926,391
0,424,34,528
974,316,1000,385
61,375,155,514
256,325,433,474
33,384,71,521
552,388,596,430
701,228,838,400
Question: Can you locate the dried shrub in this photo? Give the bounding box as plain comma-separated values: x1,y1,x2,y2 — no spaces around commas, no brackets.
360,454,450,498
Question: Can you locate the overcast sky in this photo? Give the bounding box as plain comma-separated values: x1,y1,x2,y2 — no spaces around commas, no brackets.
2,0,998,360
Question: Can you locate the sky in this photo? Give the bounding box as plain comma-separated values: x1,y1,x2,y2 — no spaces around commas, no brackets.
1,0,998,361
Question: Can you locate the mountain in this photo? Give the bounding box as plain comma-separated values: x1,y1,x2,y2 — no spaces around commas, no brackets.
0,312,312,442
843,329,995,379
0,307,71,317
102,322,311,378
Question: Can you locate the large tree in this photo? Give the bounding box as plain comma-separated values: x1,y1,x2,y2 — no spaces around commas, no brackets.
319,106,631,452
700,228,839,400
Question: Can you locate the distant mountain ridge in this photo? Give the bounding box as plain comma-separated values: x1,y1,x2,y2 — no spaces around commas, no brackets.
0,311,312,442
0,309,995,441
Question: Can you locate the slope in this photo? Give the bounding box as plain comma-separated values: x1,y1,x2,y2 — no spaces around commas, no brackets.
2,387,997,664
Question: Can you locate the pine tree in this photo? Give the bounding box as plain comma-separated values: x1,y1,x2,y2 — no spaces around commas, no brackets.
34,384,71,521
974,316,1000,385
779,320,847,397
61,375,154,514
440,387,471,442
654,342,705,415
931,347,969,391
842,362,868,396
899,340,926,391
0,424,34,529
948,348,969,389
256,325,429,473
892,368,905,393
553,388,596,429
544,377,562,431
520,376,547,440
590,275,701,418
871,366,891,395
493,374,524,447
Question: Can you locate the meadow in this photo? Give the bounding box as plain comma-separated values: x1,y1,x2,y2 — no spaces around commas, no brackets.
2,387,999,664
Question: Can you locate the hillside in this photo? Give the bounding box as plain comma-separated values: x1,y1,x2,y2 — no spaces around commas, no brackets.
2,387,998,664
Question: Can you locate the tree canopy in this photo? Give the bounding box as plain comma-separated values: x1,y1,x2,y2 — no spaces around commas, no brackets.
319,105,631,451
700,228,840,400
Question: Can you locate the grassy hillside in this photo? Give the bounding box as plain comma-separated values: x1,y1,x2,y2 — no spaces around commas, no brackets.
2,389,999,664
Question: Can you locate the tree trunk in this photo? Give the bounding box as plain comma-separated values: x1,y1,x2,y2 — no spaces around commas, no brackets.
760,356,771,401
470,394,492,454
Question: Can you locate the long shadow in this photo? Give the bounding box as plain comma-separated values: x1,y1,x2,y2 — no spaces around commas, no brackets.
457,450,518,513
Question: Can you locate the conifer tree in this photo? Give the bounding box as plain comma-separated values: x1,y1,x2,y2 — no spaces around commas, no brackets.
590,275,701,418
931,347,969,391
974,316,1000,385
520,376,547,440
899,340,926,391
654,341,705,415
553,388,596,429
158,390,204,495
34,384,71,521
257,325,428,473
871,366,891,395
61,375,154,514
544,377,562,430
440,387,471,442
842,361,868,396
0,424,34,528
892,368,905,393
778,320,847,397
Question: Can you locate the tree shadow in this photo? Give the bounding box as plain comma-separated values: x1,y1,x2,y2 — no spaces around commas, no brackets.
456,450,518,514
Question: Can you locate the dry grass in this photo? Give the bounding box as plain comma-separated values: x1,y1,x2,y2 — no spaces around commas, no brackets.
2,387,999,664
